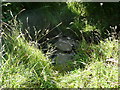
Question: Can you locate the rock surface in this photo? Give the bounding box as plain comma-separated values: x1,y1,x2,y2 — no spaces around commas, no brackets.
55,36,75,51
50,36,77,66
53,52,75,65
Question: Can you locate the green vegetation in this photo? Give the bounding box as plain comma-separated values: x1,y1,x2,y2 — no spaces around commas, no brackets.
56,39,119,88
1,30,56,88
1,2,119,88
57,61,118,88
1,29,118,88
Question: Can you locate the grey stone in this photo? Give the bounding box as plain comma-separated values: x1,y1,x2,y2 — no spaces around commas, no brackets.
18,8,60,40
50,36,78,66
55,37,74,51
53,52,74,65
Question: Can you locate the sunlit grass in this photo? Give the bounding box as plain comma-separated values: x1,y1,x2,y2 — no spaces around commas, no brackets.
56,61,118,88
55,37,119,88
1,30,56,88
1,23,119,88
1,5,119,88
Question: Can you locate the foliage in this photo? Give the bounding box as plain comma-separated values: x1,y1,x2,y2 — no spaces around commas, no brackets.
1,29,118,88
73,38,118,68
56,61,118,88
1,2,119,88
2,2,24,22
1,26,56,88
67,2,87,16
67,2,120,38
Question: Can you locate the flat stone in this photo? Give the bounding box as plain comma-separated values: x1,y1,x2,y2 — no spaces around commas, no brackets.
53,52,74,65
55,37,73,51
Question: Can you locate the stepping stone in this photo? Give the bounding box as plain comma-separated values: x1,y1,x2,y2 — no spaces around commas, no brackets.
53,52,74,65
55,37,74,51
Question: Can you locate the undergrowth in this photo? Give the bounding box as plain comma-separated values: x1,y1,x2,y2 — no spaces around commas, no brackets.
56,38,119,88
74,38,118,66
1,29,56,88
1,26,118,88
56,61,118,88
1,2,119,88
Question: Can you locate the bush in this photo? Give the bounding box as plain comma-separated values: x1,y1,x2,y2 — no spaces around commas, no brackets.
67,2,120,38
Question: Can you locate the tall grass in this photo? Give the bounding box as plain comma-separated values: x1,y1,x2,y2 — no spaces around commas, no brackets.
1,23,57,88
73,33,119,67
1,3,119,88
1,32,119,88
56,61,118,88
56,38,119,88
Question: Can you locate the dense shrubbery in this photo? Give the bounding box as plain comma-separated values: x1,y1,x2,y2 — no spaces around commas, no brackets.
67,2,120,38
2,2,120,39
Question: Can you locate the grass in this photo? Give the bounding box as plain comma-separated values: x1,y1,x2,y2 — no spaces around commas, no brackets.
56,61,118,88
54,38,119,88
1,5,119,88
1,27,119,88
1,30,56,88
